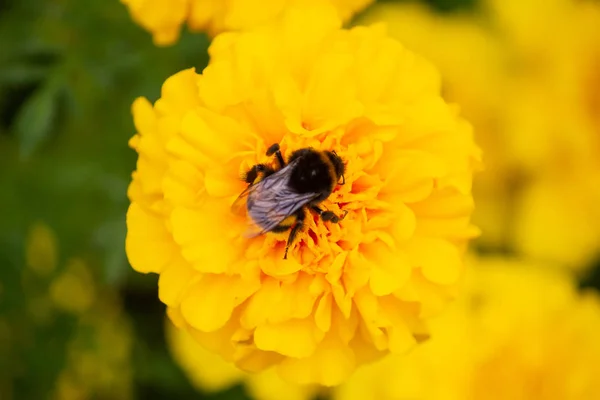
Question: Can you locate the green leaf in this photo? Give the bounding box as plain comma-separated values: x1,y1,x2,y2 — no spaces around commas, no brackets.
14,74,62,158
0,64,49,86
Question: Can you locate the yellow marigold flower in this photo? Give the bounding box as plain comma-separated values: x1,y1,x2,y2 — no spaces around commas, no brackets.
126,3,480,385
333,257,600,400
120,0,374,45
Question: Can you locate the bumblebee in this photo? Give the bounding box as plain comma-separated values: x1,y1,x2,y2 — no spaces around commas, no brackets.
234,143,347,259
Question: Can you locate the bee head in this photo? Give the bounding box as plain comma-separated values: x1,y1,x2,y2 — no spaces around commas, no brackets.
325,150,346,185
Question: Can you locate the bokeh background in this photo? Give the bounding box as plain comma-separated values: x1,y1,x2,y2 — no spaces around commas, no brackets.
1,0,599,399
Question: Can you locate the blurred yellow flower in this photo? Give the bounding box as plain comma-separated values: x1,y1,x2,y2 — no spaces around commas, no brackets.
362,1,600,269
333,257,600,400
126,3,479,385
54,293,133,400
22,222,133,400
49,258,96,315
120,0,374,45
26,222,58,276
492,0,600,269
22,222,59,325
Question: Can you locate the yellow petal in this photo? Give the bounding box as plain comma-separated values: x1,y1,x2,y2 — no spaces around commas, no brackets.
278,331,356,386
410,187,475,238
343,249,371,297
155,68,201,117
132,97,157,137
241,277,283,329
204,167,244,198
259,254,304,277
234,347,285,373
163,160,205,207
360,242,412,296
126,203,176,273
389,203,417,242
300,44,363,134
181,274,259,332
379,150,447,203
326,252,353,318
167,306,186,328
332,305,360,345
254,317,324,358
315,293,333,332
158,257,198,306
256,273,321,325
379,296,417,354
171,204,243,274
407,237,462,285
354,288,389,350
186,308,243,359
245,367,317,400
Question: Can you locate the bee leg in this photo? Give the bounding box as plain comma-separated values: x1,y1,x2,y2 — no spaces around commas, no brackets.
266,143,286,168
310,205,347,223
283,209,305,260
243,165,260,184
243,164,275,184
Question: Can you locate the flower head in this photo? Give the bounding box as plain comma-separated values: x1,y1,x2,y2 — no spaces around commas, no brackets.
120,0,374,45
126,3,479,385
333,257,600,400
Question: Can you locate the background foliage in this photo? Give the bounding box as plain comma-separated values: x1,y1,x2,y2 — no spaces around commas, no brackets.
1,0,598,399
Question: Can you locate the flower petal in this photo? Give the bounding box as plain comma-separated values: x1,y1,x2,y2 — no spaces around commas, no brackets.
171,203,243,273
254,317,324,358
407,238,463,285
181,274,259,332
360,242,412,296
315,293,333,332
126,203,176,273
158,256,198,306
277,331,356,387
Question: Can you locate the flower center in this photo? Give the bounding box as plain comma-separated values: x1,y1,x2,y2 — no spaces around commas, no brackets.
245,137,380,268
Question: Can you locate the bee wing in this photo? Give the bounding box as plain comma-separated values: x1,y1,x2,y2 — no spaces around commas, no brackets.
231,184,254,217
247,186,317,237
237,160,318,237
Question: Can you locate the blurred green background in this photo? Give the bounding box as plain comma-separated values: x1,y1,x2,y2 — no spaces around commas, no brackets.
1,0,598,399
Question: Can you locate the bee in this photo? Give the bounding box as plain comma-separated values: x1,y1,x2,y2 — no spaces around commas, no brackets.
234,143,347,259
